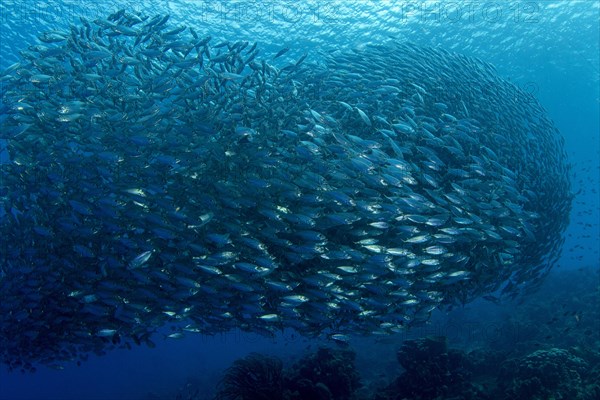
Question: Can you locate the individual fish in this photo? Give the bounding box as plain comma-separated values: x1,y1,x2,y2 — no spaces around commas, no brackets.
355,107,371,126
273,47,289,59
129,250,154,269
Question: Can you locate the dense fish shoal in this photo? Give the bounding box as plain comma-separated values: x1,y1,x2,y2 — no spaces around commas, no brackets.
0,10,571,371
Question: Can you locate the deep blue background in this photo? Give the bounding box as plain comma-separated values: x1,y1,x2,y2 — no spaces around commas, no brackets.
1,1,598,399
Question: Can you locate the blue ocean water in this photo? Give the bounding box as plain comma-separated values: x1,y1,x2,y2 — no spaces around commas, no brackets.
0,1,598,399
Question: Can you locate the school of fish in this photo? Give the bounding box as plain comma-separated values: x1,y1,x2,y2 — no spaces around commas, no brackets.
0,10,571,371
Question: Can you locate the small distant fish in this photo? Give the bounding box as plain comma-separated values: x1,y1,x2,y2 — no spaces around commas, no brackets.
258,314,280,322
130,250,153,269
329,333,350,344
97,329,117,337
355,107,371,126
166,333,185,339
273,47,290,59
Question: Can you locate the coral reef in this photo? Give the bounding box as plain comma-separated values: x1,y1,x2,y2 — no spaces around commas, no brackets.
495,348,590,400
210,338,600,400
285,347,361,400
213,347,360,400
373,336,488,400
215,353,284,400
